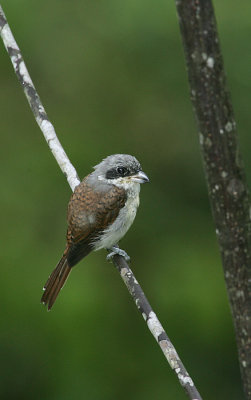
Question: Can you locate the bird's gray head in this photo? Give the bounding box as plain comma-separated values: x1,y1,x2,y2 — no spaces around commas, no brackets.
91,154,149,189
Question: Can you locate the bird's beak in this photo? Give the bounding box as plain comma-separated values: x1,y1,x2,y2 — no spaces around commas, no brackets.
131,171,150,184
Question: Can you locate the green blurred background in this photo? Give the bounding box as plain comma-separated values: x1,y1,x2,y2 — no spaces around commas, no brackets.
1,1,250,399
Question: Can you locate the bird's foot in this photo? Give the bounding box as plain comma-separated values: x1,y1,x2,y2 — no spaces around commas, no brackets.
106,246,130,262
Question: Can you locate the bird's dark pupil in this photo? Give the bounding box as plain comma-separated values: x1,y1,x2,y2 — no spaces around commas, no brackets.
106,166,129,179
117,167,127,176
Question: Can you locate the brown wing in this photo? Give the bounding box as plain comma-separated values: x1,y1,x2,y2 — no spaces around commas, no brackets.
65,179,127,267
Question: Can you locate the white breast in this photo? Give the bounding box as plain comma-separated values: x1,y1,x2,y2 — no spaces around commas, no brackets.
93,183,140,251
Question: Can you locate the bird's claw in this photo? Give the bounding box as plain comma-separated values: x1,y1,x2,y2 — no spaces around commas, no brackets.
106,246,130,262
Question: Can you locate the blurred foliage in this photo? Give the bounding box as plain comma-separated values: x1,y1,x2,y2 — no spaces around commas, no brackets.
1,1,250,399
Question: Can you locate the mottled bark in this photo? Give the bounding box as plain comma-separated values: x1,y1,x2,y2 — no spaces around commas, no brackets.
175,1,251,398
1,5,203,399
0,7,79,191
110,252,202,400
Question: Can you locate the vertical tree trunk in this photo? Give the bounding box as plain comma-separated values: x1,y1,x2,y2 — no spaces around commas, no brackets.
175,1,251,398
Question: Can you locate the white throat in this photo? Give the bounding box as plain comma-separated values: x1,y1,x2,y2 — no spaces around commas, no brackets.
93,179,140,251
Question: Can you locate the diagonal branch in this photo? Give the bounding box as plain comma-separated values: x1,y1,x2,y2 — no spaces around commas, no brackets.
175,1,251,399
111,254,202,400
0,5,202,400
0,8,79,192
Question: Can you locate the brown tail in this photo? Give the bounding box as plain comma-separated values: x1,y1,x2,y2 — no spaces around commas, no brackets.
41,255,71,310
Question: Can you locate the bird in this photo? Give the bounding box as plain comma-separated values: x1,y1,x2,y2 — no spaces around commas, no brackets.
41,154,149,310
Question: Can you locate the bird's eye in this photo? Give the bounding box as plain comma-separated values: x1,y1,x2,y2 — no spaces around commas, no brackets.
117,167,128,176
